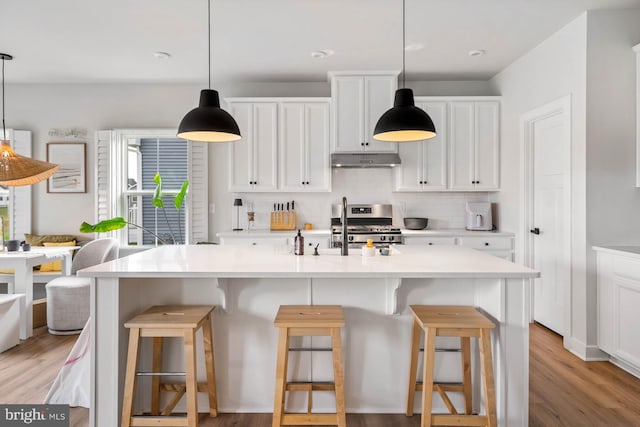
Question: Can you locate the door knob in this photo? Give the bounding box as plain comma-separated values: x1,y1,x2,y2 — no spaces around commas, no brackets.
530,228,540,235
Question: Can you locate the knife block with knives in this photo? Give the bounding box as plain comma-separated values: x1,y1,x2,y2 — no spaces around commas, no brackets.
270,201,297,230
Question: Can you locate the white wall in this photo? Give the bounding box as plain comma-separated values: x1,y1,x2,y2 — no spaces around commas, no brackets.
5,79,493,238
489,14,589,353
490,8,640,358
585,8,640,347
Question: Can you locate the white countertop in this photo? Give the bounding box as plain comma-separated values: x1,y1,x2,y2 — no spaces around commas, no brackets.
79,244,538,279
217,228,515,238
401,228,514,237
593,245,640,257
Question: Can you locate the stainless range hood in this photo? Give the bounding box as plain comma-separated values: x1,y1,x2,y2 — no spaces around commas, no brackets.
331,152,401,168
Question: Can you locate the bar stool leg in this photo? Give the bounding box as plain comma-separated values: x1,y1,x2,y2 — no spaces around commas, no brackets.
479,329,497,427
150,337,163,416
273,327,290,427
331,327,347,427
406,317,421,416
421,328,437,427
460,336,472,415
202,313,218,417
184,329,199,427
121,328,141,427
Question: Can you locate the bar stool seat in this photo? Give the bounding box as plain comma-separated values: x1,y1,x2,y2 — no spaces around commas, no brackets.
407,305,497,427
121,305,217,427
272,305,346,427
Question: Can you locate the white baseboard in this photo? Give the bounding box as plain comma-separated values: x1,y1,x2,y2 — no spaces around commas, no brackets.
564,336,608,361
609,356,640,379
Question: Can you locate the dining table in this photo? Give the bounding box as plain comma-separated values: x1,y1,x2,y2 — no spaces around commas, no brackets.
1,246,79,339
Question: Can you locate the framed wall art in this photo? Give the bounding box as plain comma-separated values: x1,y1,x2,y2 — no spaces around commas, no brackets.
46,142,87,193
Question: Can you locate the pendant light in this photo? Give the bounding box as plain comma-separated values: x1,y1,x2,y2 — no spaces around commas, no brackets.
373,0,436,142
177,0,241,142
0,53,59,186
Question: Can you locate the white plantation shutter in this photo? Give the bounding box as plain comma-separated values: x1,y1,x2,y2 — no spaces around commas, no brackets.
94,130,118,240
10,130,32,240
188,141,208,244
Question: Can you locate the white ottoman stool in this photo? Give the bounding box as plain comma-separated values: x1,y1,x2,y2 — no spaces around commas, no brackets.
0,294,24,352
46,277,90,335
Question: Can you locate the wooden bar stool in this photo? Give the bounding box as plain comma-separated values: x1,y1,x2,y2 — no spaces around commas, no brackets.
272,305,346,427
406,305,497,427
121,305,217,427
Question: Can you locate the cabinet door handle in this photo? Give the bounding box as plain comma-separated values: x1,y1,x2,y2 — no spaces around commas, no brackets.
365,142,369,146
428,242,433,246
530,228,540,235
484,242,489,246
361,143,365,146
306,181,310,185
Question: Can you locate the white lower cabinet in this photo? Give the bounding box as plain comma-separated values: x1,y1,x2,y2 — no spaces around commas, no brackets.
404,234,514,261
218,233,330,249
457,236,513,261
596,249,640,374
403,237,456,246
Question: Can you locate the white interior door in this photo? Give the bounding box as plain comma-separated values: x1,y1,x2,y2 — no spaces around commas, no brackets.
530,106,571,335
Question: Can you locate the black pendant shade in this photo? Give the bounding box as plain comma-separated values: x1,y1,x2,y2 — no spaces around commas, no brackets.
373,88,436,142
177,89,241,142
373,0,437,143
177,0,241,143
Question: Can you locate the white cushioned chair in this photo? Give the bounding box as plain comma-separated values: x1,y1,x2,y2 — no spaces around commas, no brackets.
46,238,119,335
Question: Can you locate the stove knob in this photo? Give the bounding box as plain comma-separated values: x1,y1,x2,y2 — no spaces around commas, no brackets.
348,236,354,241
380,235,386,241
389,236,395,241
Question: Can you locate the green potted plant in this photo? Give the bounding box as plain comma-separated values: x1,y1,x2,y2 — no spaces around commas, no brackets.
80,174,189,245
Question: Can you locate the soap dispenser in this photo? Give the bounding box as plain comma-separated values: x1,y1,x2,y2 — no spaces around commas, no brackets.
362,239,375,257
294,229,304,255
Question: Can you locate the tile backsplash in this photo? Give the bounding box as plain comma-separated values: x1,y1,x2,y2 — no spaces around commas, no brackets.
228,168,490,231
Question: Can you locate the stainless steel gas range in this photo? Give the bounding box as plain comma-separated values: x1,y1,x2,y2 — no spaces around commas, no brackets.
331,204,403,248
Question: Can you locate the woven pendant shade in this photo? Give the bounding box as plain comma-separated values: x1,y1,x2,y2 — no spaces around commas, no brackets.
0,140,60,186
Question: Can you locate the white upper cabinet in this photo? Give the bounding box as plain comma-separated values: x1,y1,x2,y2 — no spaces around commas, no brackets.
394,101,447,191
449,100,500,191
228,101,278,192
331,72,398,153
279,100,331,192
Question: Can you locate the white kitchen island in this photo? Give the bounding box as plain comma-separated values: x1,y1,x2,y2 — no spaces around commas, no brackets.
79,244,538,427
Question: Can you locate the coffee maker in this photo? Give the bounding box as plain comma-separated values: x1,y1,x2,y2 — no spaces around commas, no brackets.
465,202,493,231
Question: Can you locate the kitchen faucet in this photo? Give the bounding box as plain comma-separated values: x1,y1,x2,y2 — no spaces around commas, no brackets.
341,196,348,256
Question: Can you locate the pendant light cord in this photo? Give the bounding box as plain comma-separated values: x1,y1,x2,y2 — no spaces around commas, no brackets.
402,0,406,89
208,0,212,90
2,57,5,140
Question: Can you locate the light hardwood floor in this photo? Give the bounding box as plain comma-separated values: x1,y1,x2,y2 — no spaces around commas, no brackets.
1,324,639,426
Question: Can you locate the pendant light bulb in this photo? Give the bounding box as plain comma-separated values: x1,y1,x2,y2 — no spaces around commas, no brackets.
0,53,59,186
177,0,241,143
373,0,437,142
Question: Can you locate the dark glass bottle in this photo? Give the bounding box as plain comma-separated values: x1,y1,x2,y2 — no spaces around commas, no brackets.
294,229,304,255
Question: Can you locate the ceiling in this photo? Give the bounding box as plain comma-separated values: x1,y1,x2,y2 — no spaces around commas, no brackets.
1,0,639,84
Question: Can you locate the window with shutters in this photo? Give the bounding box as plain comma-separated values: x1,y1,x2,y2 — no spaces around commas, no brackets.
125,137,188,245
96,130,208,246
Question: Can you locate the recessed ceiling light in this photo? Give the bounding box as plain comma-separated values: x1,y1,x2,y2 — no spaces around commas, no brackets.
405,43,424,52
310,49,335,59
153,51,171,60
468,49,486,57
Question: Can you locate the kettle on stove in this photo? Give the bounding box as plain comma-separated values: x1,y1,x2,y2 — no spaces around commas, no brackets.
465,202,493,231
